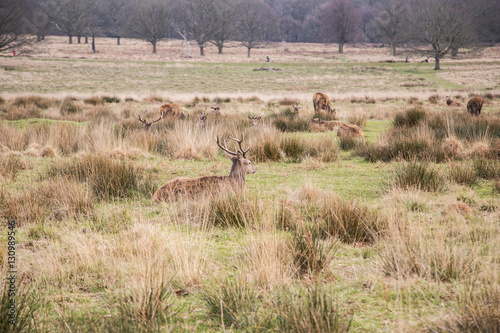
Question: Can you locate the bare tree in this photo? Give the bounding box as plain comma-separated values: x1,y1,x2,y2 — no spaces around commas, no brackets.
179,0,218,56
210,0,236,54
101,0,130,45
0,0,33,53
320,0,362,54
408,0,475,70
132,0,173,54
237,0,277,58
375,0,408,56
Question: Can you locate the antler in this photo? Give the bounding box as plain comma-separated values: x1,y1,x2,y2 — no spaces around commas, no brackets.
229,135,251,158
151,111,164,124
216,136,239,156
136,112,147,125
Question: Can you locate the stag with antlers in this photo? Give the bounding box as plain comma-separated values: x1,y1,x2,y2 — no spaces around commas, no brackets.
136,111,163,132
248,116,261,127
198,107,222,129
153,135,256,202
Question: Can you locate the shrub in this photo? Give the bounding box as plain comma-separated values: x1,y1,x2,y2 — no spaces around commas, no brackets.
102,96,121,103
83,96,104,105
202,276,260,329
60,97,81,115
473,158,500,180
252,135,281,163
1,105,41,120
449,163,479,187
212,96,231,104
281,137,306,163
393,107,427,127
274,286,352,333
13,95,54,109
339,136,359,151
391,160,445,192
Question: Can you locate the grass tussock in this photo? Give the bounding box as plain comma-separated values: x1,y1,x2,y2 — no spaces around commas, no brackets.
45,154,157,200
0,278,43,333
449,163,479,187
206,194,259,228
277,187,384,244
281,137,306,163
102,96,121,103
278,97,300,106
83,96,104,105
0,177,94,225
274,286,353,333
59,97,81,115
391,160,446,192
0,155,28,181
110,271,177,331
346,111,367,128
202,276,261,329
393,107,427,128
379,216,480,281
274,115,311,132
0,104,41,120
12,95,55,109
339,136,361,151
473,158,500,180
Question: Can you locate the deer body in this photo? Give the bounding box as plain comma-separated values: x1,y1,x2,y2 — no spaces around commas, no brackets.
153,136,256,202
313,92,334,114
311,119,363,137
446,96,462,107
467,97,483,116
159,103,186,119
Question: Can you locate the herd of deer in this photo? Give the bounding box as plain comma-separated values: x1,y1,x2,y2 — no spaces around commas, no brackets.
149,92,485,203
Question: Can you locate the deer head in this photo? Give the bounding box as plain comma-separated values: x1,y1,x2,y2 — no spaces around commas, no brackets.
293,106,301,113
137,111,163,132
248,116,261,127
210,106,221,115
216,135,256,182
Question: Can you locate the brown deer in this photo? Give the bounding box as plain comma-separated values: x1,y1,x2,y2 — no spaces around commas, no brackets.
467,97,483,116
446,96,462,107
310,118,343,131
198,107,222,129
152,136,257,203
159,103,186,119
136,111,164,131
313,92,334,114
293,106,301,114
210,106,221,116
248,116,261,127
310,119,364,137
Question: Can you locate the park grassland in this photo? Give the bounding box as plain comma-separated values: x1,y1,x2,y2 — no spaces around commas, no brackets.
0,38,500,332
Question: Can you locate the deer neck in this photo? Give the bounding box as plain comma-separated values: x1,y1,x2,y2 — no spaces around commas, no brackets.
228,160,246,187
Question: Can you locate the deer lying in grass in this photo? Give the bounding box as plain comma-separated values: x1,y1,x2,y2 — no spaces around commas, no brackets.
310,119,364,137
137,111,163,131
293,106,301,114
467,97,483,116
159,103,186,119
446,96,462,107
153,136,257,202
313,92,335,114
248,116,261,127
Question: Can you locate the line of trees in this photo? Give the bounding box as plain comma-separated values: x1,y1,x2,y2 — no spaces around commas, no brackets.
1,0,499,66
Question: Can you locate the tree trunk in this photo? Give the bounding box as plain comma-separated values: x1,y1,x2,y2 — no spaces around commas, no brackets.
91,33,95,53
451,47,458,57
434,55,440,70
247,47,251,58
117,37,120,46
199,45,204,56
85,36,88,44
77,36,81,44
152,41,157,54
217,44,223,54
392,42,397,56
338,42,344,54
69,35,73,44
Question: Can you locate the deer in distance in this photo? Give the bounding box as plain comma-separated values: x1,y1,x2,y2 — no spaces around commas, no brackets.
152,136,257,203
467,97,484,116
313,92,335,114
248,116,261,127
198,107,222,129
159,103,186,119
446,96,462,107
136,111,164,132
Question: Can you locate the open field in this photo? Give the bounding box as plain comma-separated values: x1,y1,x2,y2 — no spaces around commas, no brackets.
1,38,500,332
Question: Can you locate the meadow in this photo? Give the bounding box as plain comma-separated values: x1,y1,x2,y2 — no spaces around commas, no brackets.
0,36,499,332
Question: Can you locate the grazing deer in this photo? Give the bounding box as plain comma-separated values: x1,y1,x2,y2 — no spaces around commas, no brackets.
159,103,186,120
467,97,483,116
152,136,257,202
136,111,163,132
313,92,334,114
446,96,462,107
248,116,261,127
